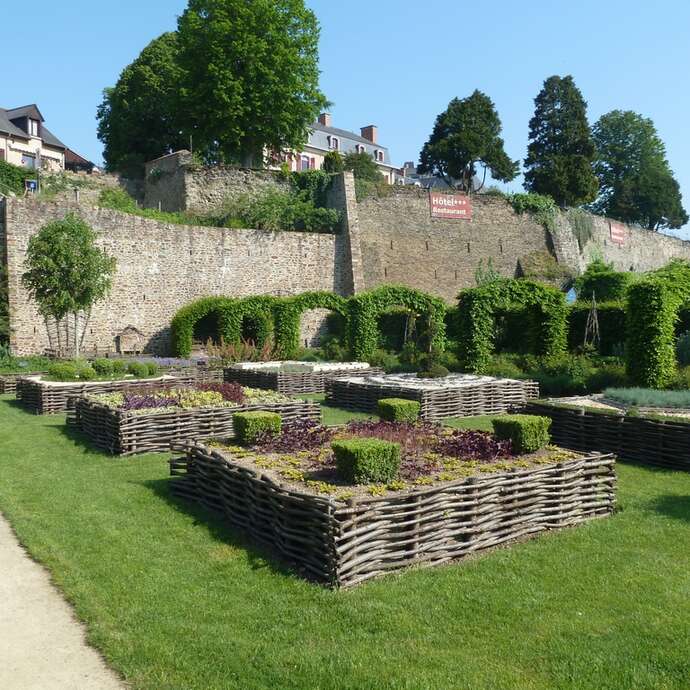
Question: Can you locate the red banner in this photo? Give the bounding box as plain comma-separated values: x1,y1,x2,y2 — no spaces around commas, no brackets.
609,220,628,245
430,192,472,220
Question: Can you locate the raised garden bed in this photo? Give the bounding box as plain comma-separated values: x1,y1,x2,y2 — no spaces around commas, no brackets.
327,373,539,421
526,398,690,471
16,374,195,414
170,440,616,588
0,371,46,395
225,361,381,394
70,392,320,455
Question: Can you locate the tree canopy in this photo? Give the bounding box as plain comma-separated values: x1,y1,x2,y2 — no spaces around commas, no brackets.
176,0,328,167
22,214,116,356
524,75,598,207
96,33,186,177
591,110,688,230
418,91,518,191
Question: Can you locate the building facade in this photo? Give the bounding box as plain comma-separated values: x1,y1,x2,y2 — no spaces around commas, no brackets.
283,113,398,183
0,104,66,173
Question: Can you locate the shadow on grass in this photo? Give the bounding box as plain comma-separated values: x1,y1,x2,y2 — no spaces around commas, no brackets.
649,494,690,523
142,476,303,582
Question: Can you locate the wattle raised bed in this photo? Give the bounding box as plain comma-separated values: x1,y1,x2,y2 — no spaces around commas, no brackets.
16,374,195,415
0,371,46,395
327,373,539,421
70,398,321,455
170,443,616,588
225,363,383,394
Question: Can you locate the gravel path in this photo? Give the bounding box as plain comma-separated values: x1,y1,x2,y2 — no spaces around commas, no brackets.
0,514,125,689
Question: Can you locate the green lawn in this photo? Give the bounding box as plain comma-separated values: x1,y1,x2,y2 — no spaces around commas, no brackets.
1,395,689,689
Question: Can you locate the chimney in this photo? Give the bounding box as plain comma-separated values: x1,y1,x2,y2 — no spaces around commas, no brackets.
318,112,332,127
361,125,378,144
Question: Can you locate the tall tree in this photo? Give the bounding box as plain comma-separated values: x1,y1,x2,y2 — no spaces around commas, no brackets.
176,0,328,167
418,91,518,191
591,110,688,230
97,33,186,177
524,75,598,207
22,215,116,357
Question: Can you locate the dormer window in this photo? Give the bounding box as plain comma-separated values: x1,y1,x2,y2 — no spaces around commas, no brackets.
29,119,39,137
374,150,384,162
356,144,366,154
327,135,339,150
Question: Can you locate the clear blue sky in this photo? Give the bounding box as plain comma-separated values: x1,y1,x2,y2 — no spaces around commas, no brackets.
2,0,689,234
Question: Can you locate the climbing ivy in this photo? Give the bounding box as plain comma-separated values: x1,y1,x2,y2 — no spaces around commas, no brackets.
456,279,568,372
507,193,558,233
347,285,447,361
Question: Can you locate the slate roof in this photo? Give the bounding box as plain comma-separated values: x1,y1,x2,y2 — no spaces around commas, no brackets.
0,104,66,149
0,109,28,139
309,122,387,149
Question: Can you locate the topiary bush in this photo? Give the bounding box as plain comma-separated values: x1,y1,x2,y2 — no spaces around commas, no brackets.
574,260,632,302
127,362,149,379
91,358,114,376
491,415,551,454
75,363,97,381
47,362,79,381
111,359,126,375
332,438,401,484
417,364,450,379
377,398,421,423
233,411,282,446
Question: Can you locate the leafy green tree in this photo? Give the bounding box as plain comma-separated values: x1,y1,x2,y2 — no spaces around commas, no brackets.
591,110,687,230
418,91,518,191
97,33,186,177
343,151,384,182
322,150,344,174
177,0,328,167
22,215,116,357
524,75,598,207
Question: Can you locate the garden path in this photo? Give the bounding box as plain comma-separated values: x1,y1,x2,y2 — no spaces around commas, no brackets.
0,514,125,689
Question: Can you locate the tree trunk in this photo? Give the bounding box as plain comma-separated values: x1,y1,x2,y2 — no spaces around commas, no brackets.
74,312,80,359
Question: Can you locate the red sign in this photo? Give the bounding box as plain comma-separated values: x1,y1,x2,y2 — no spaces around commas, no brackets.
609,220,628,245
430,192,472,220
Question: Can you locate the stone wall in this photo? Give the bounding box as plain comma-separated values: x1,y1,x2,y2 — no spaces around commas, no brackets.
4,198,348,355
144,150,288,214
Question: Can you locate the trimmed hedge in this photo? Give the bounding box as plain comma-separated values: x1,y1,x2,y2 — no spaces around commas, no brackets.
574,260,633,302
377,398,421,423
347,285,447,361
568,301,626,355
492,414,551,454
332,438,401,484
233,411,282,446
457,279,568,373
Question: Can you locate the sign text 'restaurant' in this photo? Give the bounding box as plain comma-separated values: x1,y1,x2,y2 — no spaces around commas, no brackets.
429,192,472,220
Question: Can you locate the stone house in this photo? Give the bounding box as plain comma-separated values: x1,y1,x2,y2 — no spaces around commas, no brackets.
0,104,66,173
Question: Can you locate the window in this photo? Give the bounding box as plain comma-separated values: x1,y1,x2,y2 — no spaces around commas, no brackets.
29,119,39,137
0,148,5,161
300,155,310,171
327,136,339,150
21,153,36,169
355,144,366,154
376,150,384,162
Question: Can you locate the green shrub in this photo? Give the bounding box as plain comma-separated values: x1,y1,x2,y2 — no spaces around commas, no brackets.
47,362,79,381
75,364,97,381
417,364,449,379
377,398,421,423
604,387,690,409
676,332,690,366
0,160,37,196
367,349,400,372
233,411,282,446
111,359,126,374
492,415,551,454
586,362,629,391
127,362,149,379
92,358,114,376
483,354,526,380
146,362,159,377
332,438,401,484
574,260,632,302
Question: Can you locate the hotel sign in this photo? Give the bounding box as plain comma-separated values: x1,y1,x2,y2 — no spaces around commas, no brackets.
430,192,472,220
609,220,628,245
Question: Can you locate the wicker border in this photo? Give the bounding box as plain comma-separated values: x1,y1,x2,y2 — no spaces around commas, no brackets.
15,374,196,415
224,366,384,395
0,372,45,395
326,376,539,421
70,398,321,455
170,444,616,588
526,401,690,471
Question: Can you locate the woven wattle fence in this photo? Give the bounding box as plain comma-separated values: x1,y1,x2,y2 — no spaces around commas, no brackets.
70,398,321,455
0,372,45,395
16,374,195,415
526,401,690,471
170,444,616,588
327,376,539,421
224,367,384,395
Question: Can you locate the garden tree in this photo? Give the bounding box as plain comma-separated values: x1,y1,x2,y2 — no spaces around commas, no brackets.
524,75,598,207
591,110,687,230
22,215,116,358
322,150,344,173
176,0,328,167
96,33,186,177
342,151,384,182
417,91,518,192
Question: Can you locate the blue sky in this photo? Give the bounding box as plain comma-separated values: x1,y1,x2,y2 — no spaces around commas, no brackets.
2,1,689,233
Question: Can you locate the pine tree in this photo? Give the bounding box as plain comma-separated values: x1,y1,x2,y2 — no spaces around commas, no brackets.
524,75,598,207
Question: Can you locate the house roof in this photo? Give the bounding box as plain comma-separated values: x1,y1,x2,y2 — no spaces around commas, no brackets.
5,104,45,122
0,105,66,149
39,126,66,150
309,122,389,151
0,109,29,139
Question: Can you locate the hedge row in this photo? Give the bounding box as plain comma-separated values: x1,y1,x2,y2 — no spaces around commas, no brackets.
171,285,446,361
567,301,626,355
